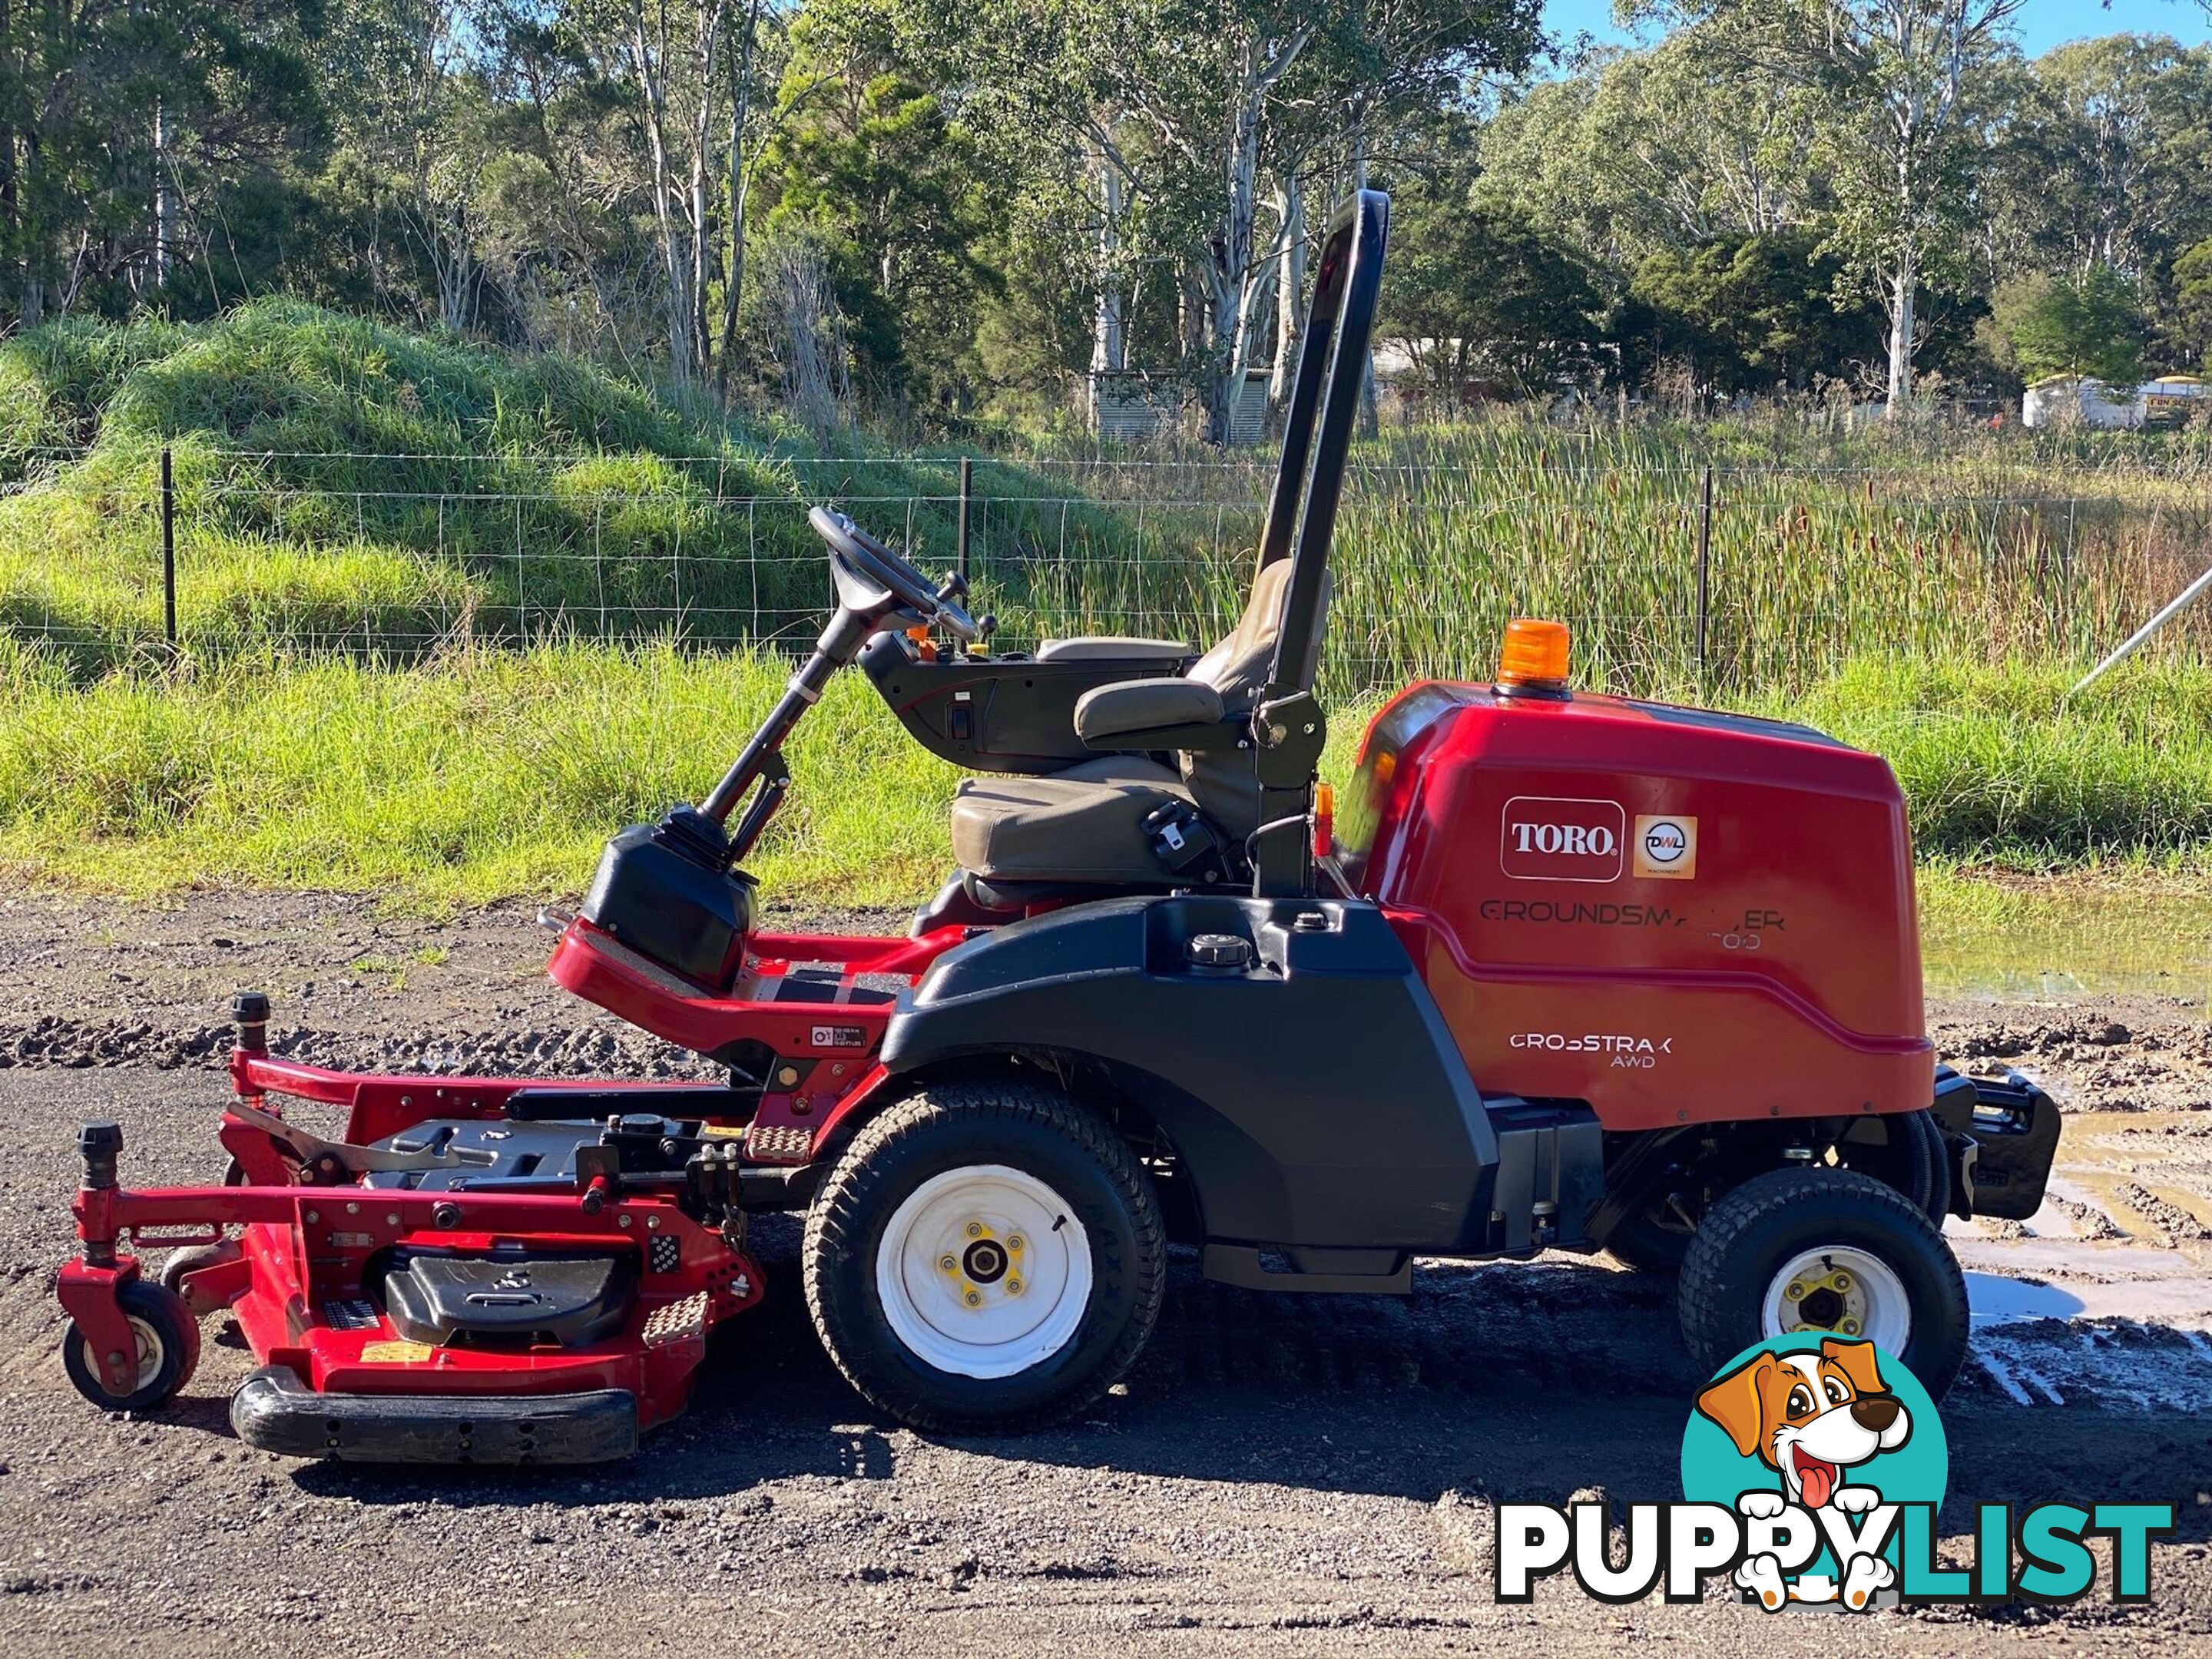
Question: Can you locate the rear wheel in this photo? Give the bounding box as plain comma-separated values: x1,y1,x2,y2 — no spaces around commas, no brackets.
1677,1166,1969,1399
803,1079,1165,1432
1601,1109,1953,1274
61,1280,200,1413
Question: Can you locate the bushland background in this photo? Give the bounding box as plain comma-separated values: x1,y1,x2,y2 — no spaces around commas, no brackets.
4,0,2212,923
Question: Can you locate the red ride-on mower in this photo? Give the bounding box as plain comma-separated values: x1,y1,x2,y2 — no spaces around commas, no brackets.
56,193,2058,1462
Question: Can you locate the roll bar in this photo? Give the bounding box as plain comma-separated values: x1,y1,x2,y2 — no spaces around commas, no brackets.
1260,187,1389,699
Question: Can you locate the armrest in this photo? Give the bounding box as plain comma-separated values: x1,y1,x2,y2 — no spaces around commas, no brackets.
1035,635,1194,664
1075,677,1225,745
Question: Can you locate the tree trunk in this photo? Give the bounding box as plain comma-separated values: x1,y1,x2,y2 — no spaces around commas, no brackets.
151,98,174,292
1088,147,1126,432
1349,127,1379,439
1268,174,1304,419
1886,250,1917,415
1201,64,1267,446
716,0,763,397
687,6,729,378
18,126,43,329
630,5,695,384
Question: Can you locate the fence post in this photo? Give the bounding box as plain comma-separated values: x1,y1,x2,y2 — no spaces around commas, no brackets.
957,456,973,583
161,445,178,649
1694,463,1713,690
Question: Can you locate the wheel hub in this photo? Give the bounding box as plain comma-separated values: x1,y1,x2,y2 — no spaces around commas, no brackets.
1762,1246,1909,1351
82,1313,163,1396
1785,1270,1859,1335
962,1237,1009,1284
876,1165,1091,1379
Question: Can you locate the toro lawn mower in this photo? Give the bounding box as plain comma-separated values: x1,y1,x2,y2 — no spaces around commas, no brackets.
55,192,2059,1462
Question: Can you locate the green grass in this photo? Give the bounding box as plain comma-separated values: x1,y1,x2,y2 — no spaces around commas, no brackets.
5,306,2212,700
1,639,2204,906
1757,657,2212,868
4,307,2210,909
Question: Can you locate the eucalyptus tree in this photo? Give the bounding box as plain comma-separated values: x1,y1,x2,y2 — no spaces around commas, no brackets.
856,0,1539,443
1477,29,1830,270
1661,0,2026,414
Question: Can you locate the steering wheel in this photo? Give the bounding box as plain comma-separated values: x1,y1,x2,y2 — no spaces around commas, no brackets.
808,505,982,642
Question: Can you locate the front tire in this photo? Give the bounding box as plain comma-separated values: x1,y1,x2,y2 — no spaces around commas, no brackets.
61,1280,201,1413
1677,1167,1969,1399
803,1079,1165,1432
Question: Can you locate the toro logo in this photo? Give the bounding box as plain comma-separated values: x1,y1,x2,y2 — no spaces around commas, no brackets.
1501,796,1625,883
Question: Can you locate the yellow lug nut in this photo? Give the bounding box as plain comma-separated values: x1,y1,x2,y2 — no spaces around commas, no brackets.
1007,1235,1024,1251
965,1222,983,1238
962,1290,982,1307
939,1255,958,1273
1006,1277,1022,1294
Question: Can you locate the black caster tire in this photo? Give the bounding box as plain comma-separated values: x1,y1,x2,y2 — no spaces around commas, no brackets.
803,1079,1165,1434
61,1280,202,1412
1678,1166,1969,1400
158,1239,243,1307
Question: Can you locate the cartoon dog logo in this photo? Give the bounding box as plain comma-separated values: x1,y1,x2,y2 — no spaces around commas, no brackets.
1695,1338,1912,1611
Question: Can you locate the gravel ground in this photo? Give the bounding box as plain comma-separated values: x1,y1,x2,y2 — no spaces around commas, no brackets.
2,889,2210,1657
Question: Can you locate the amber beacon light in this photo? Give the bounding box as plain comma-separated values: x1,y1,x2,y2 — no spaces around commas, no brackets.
1495,618,1573,695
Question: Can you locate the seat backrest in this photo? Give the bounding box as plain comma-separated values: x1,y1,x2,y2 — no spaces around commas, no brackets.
1190,559,1331,708
1180,559,1331,833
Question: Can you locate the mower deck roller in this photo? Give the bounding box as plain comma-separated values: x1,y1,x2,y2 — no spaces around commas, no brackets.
230,1368,640,1465
54,190,2057,1459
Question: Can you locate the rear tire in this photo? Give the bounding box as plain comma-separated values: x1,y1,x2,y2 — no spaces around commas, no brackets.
61,1280,200,1412
1677,1167,1969,1399
803,1079,1165,1433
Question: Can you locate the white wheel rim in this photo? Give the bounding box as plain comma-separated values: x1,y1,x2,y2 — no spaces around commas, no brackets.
875,1164,1092,1380
1761,1246,1912,1353
81,1314,163,1396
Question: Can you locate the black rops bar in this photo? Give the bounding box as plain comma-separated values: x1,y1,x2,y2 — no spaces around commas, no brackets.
1247,189,1389,898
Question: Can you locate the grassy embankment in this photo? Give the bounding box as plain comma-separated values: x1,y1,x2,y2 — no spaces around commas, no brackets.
2,303,2209,909
3,639,2207,912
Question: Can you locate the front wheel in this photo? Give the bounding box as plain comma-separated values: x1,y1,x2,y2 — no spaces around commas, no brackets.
803,1080,1165,1432
61,1280,201,1413
1677,1167,1969,1399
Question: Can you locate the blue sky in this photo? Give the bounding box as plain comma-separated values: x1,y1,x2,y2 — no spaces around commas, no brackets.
1543,0,2212,58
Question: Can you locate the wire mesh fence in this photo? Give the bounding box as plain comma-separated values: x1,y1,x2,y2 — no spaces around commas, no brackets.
4,443,2210,697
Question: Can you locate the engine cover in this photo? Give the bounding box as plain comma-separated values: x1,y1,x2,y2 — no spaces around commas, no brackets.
1336,683,1932,1133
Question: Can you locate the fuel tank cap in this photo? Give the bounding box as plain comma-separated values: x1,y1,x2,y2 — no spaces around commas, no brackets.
1185,933,1255,973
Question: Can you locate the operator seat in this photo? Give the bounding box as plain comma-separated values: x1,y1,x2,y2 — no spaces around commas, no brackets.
948,557,1329,892
938,187,1384,912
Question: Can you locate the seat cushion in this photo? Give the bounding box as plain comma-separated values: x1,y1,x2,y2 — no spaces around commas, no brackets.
950,757,1190,885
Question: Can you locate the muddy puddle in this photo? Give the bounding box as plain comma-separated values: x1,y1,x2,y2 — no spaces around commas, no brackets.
1924,886,2212,1006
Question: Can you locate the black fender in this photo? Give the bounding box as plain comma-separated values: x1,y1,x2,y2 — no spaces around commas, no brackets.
879,896,1503,1253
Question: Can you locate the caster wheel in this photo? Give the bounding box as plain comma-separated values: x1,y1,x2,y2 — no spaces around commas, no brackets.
1677,1166,1969,1399
61,1280,201,1413
803,1080,1165,1433
158,1239,243,1309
